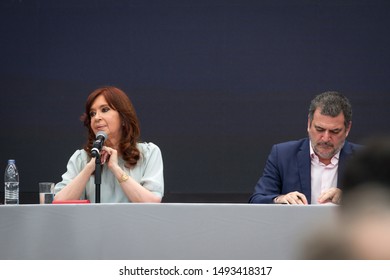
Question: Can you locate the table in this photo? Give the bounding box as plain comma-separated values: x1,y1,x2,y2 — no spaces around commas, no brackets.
0,203,338,259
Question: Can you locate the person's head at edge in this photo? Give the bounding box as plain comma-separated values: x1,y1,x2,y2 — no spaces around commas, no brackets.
339,137,390,259
341,135,390,205
302,137,390,259
80,86,141,167
307,91,352,165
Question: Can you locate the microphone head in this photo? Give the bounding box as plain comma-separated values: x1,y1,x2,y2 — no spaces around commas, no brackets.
91,131,108,158
96,131,108,140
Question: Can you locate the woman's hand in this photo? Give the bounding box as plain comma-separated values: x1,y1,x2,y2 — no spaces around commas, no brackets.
100,146,119,170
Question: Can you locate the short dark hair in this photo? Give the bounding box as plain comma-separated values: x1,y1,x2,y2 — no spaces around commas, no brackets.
308,91,352,128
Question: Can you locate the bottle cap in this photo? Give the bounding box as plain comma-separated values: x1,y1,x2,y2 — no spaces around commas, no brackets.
8,159,15,164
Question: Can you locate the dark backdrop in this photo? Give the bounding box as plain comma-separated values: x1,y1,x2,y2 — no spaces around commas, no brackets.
1,0,390,203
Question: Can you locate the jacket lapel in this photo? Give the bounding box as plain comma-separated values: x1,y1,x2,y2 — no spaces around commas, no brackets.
297,139,312,203
337,141,354,188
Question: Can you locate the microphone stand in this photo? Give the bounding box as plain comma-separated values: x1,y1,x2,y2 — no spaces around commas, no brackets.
94,154,102,203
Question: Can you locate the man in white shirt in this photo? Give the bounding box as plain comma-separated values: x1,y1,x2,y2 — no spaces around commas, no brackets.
249,91,361,204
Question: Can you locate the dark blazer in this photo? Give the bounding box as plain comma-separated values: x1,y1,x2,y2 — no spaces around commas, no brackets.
248,138,361,204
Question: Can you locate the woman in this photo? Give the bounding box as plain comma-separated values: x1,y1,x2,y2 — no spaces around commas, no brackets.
54,86,164,203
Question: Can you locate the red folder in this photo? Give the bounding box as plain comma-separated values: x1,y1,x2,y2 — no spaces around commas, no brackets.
52,200,90,204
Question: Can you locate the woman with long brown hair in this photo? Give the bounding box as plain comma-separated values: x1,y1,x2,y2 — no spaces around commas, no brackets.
54,86,163,203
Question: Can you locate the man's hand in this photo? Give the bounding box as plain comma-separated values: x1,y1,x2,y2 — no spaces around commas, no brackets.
318,187,342,204
274,191,308,205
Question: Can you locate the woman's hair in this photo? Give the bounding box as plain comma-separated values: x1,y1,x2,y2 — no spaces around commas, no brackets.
80,86,141,167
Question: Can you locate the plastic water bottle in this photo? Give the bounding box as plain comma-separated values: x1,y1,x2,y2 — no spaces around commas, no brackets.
4,159,19,205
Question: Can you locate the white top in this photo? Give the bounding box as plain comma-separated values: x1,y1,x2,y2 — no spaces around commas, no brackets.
54,142,164,203
310,143,339,204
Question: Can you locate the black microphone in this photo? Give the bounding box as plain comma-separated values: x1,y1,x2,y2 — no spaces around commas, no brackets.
91,131,108,158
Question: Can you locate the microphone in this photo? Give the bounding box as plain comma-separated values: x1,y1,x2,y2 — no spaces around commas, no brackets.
91,131,108,158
